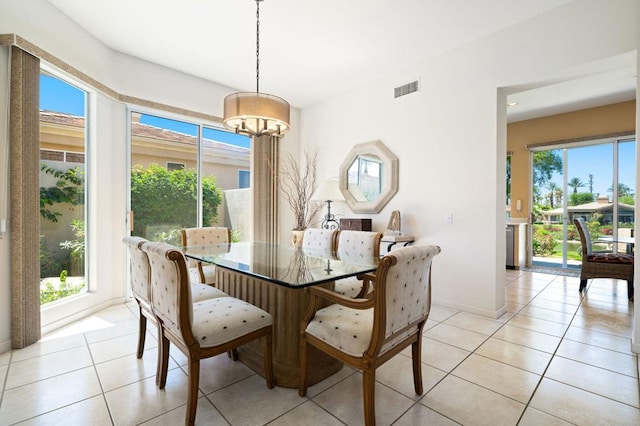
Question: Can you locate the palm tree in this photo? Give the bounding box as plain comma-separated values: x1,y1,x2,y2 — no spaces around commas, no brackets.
568,177,584,194
608,182,633,198
547,182,558,208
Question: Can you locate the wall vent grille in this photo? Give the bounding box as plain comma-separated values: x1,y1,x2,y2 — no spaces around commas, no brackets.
394,80,419,98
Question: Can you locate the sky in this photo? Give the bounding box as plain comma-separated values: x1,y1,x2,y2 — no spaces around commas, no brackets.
544,142,636,199
39,74,250,149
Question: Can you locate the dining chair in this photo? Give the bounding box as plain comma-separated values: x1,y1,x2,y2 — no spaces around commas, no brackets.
180,226,231,284
573,217,634,301
299,245,440,425
123,236,228,367
334,230,382,298
142,241,274,425
301,227,338,251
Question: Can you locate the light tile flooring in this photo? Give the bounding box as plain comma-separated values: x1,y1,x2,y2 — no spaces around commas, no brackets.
1,270,639,425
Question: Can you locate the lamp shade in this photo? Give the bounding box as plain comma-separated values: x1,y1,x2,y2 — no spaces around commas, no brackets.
223,92,290,137
312,180,345,202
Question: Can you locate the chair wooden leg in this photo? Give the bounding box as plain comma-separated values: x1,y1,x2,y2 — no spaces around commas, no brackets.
579,279,588,293
298,337,310,396
137,309,147,359
157,330,170,389
627,280,634,302
227,349,239,360
411,339,423,395
262,331,275,389
362,367,376,426
185,358,200,426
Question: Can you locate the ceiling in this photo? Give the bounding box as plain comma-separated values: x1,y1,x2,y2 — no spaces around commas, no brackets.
48,0,635,121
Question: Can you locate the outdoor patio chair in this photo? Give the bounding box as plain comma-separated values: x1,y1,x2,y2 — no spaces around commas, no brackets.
299,245,440,426
573,218,634,301
142,241,274,425
180,226,231,284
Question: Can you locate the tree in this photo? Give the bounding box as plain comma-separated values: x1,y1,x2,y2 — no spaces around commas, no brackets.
608,182,633,198
130,164,222,239
533,151,562,188
568,177,584,194
546,182,558,208
588,173,594,194
40,163,85,222
569,192,594,206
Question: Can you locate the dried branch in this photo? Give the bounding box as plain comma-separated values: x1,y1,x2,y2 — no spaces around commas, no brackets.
279,149,324,230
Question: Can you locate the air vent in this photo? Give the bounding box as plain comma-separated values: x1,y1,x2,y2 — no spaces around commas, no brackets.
394,80,419,98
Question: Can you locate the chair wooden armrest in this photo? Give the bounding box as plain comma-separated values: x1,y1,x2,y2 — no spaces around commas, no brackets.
308,286,375,309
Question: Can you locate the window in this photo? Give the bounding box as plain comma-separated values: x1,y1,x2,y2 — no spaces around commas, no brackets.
239,170,250,189
129,112,250,243
39,73,87,305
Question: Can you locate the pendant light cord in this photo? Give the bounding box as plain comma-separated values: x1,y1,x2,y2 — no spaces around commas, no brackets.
256,0,260,94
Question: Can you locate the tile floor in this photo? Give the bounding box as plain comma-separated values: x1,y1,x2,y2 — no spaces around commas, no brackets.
0,270,638,425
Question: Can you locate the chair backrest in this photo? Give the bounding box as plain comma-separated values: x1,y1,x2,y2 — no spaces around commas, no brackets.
573,218,593,256
336,230,383,262
302,228,337,251
373,245,440,349
142,241,194,343
181,227,231,267
123,236,151,304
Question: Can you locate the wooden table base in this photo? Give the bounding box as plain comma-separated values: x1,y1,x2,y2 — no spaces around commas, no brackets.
214,266,342,388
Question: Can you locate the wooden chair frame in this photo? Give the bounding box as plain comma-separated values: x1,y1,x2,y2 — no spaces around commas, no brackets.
143,242,274,425
299,249,435,425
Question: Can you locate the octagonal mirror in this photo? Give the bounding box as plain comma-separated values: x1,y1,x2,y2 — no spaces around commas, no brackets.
339,140,399,213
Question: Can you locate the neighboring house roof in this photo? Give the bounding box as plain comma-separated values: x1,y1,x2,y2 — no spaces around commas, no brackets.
543,198,635,216
39,110,248,154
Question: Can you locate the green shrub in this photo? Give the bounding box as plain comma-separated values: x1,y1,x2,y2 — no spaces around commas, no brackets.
533,229,556,256
130,164,222,240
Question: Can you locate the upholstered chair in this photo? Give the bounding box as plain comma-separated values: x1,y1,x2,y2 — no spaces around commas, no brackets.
334,230,382,298
299,245,441,425
122,236,154,359
142,241,274,426
180,226,231,284
301,228,338,251
123,236,227,378
573,218,634,301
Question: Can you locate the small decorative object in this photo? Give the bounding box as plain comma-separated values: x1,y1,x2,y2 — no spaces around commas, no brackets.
280,149,324,243
311,179,345,230
386,210,401,235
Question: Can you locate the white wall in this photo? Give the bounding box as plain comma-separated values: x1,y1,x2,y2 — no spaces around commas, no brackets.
300,0,639,322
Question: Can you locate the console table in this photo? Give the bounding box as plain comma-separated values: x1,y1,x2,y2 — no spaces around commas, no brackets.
381,234,415,252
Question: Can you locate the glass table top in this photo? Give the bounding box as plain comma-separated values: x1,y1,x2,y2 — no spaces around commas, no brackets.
182,241,378,288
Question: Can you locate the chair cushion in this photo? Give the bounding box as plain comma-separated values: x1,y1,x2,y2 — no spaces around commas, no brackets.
191,283,227,303
586,253,634,264
334,276,364,298
192,297,272,348
306,304,373,357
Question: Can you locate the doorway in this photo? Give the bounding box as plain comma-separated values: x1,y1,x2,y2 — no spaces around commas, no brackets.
531,137,636,269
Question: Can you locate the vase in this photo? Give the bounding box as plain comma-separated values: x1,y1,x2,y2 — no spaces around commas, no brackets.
291,230,305,247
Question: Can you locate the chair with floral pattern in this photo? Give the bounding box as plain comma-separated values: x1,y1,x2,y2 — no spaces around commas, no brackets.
299,245,441,425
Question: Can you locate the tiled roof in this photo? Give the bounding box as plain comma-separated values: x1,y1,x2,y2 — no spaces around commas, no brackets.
39,110,248,153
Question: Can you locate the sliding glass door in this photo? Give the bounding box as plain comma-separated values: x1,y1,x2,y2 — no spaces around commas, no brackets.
531,137,635,269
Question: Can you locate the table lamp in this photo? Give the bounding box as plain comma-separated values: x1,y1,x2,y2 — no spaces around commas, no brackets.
312,179,345,230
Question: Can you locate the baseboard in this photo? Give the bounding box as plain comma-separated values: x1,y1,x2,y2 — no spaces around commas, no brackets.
432,298,507,320
0,338,11,354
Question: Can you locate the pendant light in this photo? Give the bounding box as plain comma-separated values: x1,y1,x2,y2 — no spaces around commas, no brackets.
223,0,290,137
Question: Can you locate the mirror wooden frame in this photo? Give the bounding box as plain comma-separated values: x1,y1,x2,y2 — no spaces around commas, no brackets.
339,140,399,214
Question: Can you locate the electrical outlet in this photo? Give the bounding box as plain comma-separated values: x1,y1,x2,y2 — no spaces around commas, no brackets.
446,213,453,224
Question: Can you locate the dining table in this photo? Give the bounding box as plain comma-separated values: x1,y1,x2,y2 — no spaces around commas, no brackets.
182,241,378,388
596,235,635,254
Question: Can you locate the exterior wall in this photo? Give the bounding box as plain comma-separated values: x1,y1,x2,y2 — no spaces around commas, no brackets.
508,100,636,220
